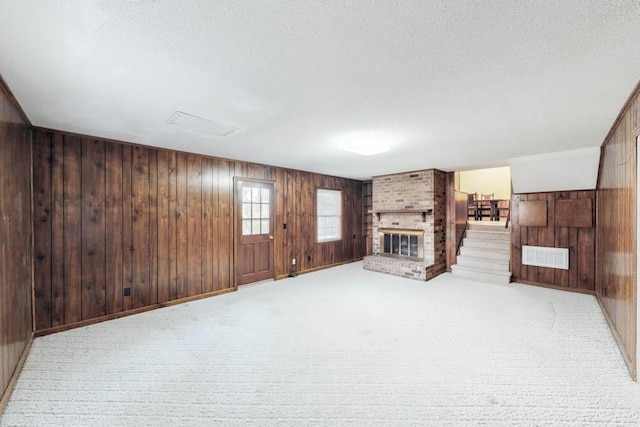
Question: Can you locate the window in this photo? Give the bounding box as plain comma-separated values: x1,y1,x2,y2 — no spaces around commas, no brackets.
317,189,342,242
241,185,270,236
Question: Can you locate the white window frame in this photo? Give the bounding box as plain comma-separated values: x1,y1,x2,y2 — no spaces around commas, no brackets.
317,189,342,243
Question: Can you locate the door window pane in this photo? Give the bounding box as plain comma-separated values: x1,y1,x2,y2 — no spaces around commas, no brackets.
242,220,252,236
242,187,251,202
252,203,261,218
252,219,261,235
241,184,271,236
242,203,252,219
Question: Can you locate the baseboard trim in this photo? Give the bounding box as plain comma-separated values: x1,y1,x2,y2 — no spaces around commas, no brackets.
35,288,236,337
0,332,35,416
275,258,363,281
38,259,363,335
596,295,636,381
512,279,596,296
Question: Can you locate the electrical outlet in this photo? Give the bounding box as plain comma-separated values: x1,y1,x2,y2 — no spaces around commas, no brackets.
123,287,131,297
308,255,311,262
292,258,296,265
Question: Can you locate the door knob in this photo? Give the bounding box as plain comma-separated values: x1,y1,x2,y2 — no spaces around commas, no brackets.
269,235,274,240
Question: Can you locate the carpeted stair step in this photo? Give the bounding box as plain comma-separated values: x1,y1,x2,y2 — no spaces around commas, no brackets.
452,221,512,284
467,221,508,232
462,238,510,250
459,245,510,260
451,264,512,285
456,254,509,271
465,229,510,241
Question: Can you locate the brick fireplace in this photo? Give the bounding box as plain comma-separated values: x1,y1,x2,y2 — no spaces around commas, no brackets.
363,169,446,281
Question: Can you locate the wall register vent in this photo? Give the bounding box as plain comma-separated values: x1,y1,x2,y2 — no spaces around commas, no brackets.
522,245,569,270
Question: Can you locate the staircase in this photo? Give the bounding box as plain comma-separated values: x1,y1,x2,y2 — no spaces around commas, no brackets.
451,221,512,284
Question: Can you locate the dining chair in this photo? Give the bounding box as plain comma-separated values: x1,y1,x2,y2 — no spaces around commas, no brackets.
474,193,492,220
467,193,478,220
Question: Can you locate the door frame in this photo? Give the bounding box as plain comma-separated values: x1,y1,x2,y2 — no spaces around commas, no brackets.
233,177,277,288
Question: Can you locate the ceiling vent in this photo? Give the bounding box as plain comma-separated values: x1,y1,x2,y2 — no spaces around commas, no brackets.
166,111,239,137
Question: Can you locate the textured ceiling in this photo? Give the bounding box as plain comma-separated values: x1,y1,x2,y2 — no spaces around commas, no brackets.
1,1,639,180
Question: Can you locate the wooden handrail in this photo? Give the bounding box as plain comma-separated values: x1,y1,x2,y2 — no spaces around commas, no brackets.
456,220,469,255
506,181,513,229
505,201,511,229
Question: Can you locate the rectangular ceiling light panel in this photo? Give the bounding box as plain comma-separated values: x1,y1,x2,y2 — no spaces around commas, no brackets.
167,111,239,136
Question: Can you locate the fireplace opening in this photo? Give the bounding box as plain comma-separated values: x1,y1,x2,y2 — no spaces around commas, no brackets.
379,228,424,261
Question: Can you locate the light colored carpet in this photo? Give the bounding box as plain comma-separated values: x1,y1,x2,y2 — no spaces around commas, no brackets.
2,262,639,426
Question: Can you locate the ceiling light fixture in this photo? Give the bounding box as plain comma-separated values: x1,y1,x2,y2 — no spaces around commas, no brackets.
339,135,390,156
166,111,239,137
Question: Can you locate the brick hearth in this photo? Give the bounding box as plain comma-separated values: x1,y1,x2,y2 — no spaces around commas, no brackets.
363,256,442,281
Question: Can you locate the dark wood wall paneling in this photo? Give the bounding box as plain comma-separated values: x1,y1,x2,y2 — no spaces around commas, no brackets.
362,181,373,256
32,129,364,332
445,172,470,271
276,169,364,277
0,80,32,405
596,81,640,379
510,191,596,292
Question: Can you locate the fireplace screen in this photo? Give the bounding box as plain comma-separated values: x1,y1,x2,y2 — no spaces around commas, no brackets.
379,228,424,260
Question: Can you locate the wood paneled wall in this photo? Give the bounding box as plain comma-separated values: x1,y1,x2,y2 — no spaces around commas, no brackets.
362,181,373,256
273,167,363,278
32,128,363,332
0,80,32,404
445,172,469,271
597,81,640,378
511,191,596,292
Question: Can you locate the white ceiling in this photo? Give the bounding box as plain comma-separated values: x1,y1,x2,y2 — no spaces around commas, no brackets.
509,147,601,194
1,1,639,180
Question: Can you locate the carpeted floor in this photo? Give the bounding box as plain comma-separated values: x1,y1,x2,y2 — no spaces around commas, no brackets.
2,262,639,426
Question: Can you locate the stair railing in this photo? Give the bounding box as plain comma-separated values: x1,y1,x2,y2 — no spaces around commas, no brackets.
454,190,470,257
505,200,511,229
456,221,468,255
